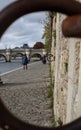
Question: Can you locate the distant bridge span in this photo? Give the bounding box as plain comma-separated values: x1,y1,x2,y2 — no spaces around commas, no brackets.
0,48,46,62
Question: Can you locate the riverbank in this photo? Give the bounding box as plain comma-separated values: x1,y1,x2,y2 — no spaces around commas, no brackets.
0,61,53,127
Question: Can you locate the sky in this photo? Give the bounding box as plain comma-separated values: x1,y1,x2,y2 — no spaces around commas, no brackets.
0,0,47,49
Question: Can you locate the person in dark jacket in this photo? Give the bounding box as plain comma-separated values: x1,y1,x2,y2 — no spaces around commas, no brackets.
22,53,28,70
42,55,46,64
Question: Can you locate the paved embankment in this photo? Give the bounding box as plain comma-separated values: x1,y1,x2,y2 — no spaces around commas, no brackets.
0,61,53,127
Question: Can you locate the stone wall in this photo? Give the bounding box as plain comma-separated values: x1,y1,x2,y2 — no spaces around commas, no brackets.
51,10,81,125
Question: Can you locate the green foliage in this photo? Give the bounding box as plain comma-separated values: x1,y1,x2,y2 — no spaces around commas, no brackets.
48,63,63,127
51,118,57,126
48,63,54,116
48,85,53,98
51,117,63,127
42,21,51,52
42,11,56,52
57,118,63,126
42,12,53,52
53,30,56,47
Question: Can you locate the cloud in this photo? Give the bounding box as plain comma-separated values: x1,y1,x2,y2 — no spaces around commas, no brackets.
0,0,47,49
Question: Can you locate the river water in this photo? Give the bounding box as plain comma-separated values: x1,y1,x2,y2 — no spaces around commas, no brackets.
0,59,23,74
0,58,40,75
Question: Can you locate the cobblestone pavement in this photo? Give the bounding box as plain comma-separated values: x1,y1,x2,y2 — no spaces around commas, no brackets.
0,61,53,127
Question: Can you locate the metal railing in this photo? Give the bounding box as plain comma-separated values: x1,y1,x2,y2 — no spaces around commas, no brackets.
1,0,81,130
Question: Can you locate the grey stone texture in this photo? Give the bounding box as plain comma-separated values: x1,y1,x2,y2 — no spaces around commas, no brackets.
0,61,52,127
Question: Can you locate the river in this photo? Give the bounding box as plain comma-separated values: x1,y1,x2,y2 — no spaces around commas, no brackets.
0,59,24,75
0,58,40,75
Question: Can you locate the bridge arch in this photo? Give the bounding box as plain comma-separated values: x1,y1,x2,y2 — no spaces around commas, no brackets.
0,54,7,62
30,53,42,61
11,52,23,60
30,53,42,58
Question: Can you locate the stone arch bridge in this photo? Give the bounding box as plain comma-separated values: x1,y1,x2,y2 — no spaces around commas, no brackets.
0,48,46,62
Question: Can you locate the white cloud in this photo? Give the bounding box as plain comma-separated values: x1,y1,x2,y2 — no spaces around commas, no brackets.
0,0,47,49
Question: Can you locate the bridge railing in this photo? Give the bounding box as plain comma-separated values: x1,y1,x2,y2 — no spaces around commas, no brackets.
31,49,45,52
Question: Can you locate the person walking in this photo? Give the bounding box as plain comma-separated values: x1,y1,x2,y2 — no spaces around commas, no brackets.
22,53,28,70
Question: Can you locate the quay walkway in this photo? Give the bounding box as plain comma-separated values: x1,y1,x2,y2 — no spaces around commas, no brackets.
0,61,53,127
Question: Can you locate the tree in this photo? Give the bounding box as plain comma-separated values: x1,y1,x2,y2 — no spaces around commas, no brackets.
33,42,44,49
42,11,54,52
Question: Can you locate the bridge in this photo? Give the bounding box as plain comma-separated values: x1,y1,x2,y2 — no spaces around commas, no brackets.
0,48,47,62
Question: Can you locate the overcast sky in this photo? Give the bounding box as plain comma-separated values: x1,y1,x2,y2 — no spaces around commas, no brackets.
0,0,47,49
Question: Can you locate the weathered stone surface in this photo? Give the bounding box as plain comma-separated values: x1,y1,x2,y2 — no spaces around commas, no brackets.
51,12,81,125
0,62,52,127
